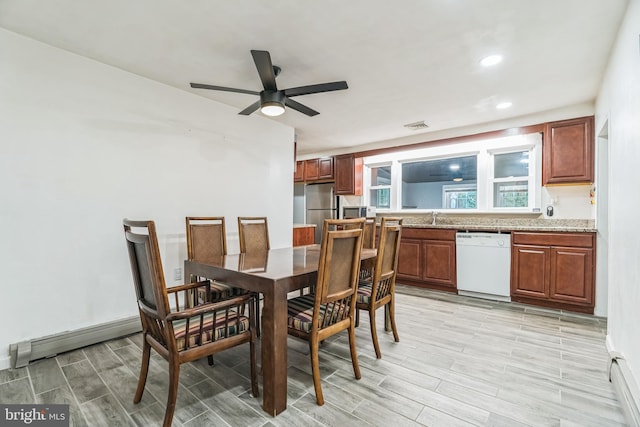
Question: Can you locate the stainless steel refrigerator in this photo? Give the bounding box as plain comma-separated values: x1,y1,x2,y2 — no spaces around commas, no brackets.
305,183,337,244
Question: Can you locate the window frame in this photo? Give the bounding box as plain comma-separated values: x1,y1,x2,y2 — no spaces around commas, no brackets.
366,162,393,210
487,145,538,211
363,133,542,213
442,183,478,209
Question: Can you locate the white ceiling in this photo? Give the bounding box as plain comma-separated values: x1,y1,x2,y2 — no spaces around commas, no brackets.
0,0,629,155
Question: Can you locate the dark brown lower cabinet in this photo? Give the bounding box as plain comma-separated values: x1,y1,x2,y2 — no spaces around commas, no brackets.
293,226,316,246
397,228,456,292
511,232,595,313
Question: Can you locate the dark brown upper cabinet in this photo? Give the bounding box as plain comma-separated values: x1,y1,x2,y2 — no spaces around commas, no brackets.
294,161,305,182
334,154,363,195
543,116,594,185
304,157,334,181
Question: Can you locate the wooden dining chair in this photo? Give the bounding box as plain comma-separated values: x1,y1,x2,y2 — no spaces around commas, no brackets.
286,218,364,405
237,216,270,253
362,217,376,249
355,217,403,359
336,217,375,280
123,219,258,427
186,217,247,300
237,216,269,336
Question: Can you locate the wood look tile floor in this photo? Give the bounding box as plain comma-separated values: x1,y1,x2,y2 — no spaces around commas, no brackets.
0,286,627,426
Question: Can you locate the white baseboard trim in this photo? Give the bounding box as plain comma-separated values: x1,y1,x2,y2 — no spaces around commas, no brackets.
0,356,11,371
609,349,640,426
9,316,141,369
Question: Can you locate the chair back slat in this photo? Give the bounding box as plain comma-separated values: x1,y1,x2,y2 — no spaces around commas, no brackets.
362,218,376,249
186,217,227,261
238,217,270,253
323,233,361,302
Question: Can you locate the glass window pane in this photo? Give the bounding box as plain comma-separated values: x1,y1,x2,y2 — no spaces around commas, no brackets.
494,181,528,207
370,188,390,208
401,155,477,209
370,166,391,186
494,152,529,178
443,185,477,209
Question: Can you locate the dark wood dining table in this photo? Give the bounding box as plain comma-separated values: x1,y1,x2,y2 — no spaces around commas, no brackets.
184,244,376,416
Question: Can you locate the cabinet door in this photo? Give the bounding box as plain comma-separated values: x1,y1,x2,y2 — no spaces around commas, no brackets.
549,247,594,304
511,245,549,299
397,239,422,281
294,161,305,182
293,227,315,246
335,154,363,195
543,116,594,184
318,157,334,180
304,159,319,181
422,240,456,288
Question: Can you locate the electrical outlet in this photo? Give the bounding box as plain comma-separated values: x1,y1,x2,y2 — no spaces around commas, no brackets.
174,267,182,281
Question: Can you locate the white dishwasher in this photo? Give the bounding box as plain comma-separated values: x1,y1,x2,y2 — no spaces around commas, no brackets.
456,232,511,301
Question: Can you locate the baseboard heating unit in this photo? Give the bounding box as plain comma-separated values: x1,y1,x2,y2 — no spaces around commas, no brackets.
609,352,640,426
10,316,141,368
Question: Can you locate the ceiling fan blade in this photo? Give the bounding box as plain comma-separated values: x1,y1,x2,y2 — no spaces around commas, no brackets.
190,83,259,95
284,81,348,97
251,50,278,92
238,100,261,115
285,98,319,117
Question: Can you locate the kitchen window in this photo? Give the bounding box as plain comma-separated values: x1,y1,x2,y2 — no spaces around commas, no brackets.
490,150,535,209
443,184,477,209
369,165,391,209
401,155,477,210
363,133,542,212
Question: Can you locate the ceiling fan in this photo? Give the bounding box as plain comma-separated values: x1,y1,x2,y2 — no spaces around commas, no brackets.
190,50,348,117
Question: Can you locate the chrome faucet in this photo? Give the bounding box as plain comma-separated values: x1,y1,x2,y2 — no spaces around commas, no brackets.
431,211,437,226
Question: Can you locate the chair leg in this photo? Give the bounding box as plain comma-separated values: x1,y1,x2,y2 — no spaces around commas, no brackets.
163,359,180,427
249,329,259,398
207,355,214,366
368,308,382,359
134,338,151,403
355,306,360,327
255,296,261,338
348,321,362,380
389,299,400,343
309,339,324,405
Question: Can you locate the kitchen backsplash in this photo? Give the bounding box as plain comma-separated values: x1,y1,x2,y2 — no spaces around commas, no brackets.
340,184,595,220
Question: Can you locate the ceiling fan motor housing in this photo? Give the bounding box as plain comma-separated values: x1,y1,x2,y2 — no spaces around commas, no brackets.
260,90,285,107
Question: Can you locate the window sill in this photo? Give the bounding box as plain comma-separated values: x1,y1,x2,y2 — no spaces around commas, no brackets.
379,209,542,217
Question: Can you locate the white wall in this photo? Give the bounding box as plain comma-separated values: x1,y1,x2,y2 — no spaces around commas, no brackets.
0,29,295,369
595,0,640,392
541,185,594,219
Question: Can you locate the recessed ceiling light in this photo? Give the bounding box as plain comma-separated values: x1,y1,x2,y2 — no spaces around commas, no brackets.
496,101,512,110
481,54,503,67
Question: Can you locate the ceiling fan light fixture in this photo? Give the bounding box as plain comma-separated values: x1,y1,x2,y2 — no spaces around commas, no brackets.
261,102,285,116
260,91,286,116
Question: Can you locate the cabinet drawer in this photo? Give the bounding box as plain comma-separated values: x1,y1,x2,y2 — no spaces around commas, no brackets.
402,228,456,241
512,232,594,248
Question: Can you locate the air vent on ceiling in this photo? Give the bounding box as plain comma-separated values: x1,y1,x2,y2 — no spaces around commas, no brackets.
404,120,429,131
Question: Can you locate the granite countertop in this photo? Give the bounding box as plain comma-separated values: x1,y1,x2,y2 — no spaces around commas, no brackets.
398,217,596,233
